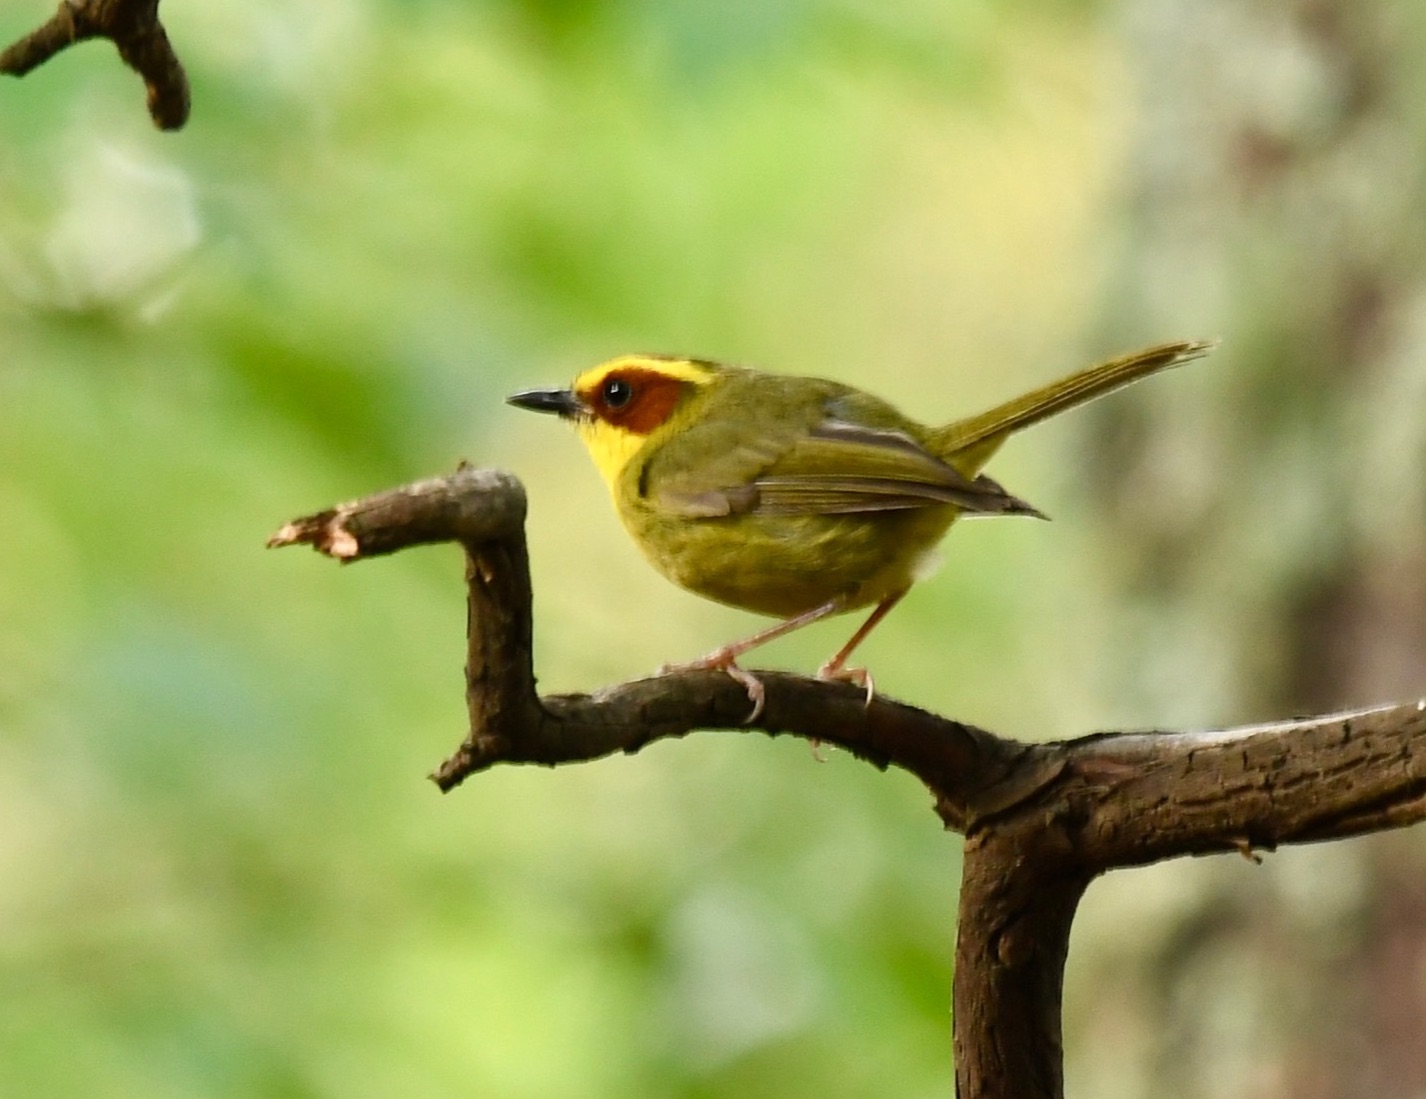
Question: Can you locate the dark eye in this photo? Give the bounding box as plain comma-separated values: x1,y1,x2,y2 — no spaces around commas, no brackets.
602,377,633,409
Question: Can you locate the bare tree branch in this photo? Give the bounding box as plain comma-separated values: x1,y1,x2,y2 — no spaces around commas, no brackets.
269,466,1426,1099
2,0,189,129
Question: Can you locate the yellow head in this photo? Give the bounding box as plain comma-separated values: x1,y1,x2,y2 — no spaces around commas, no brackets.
508,355,719,494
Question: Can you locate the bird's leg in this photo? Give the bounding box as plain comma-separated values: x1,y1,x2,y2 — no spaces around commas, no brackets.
659,598,846,722
817,589,909,704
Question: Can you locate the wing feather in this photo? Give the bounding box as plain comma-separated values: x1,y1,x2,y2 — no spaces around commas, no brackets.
646,408,1044,519
752,420,1042,516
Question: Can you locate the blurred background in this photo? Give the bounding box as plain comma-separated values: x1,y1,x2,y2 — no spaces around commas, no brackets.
2,0,1425,1095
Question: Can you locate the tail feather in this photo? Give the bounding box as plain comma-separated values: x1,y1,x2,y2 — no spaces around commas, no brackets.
933,339,1215,473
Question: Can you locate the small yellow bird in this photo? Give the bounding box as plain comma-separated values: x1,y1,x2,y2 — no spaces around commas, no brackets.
509,340,1212,716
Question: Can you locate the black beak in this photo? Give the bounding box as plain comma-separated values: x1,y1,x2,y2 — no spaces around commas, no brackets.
506,387,584,419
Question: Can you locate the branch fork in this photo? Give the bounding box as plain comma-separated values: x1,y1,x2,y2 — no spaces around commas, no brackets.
2,0,189,129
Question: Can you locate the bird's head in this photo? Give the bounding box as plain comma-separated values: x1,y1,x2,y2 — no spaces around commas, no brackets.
508,355,724,491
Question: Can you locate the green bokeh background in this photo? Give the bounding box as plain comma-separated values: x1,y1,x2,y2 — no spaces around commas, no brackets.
4,2,1425,1096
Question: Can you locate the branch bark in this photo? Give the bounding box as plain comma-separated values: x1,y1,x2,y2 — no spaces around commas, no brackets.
270,466,1426,1099
2,0,189,129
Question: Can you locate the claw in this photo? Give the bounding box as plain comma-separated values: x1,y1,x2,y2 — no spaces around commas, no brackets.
659,649,766,723
817,661,875,707
723,662,767,723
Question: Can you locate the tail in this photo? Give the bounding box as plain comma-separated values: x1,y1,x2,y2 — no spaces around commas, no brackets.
931,339,1216,474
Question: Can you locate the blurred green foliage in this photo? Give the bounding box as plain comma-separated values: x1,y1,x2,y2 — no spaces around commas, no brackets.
0,1,1248,1096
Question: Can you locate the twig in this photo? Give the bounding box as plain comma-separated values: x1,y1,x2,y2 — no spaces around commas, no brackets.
2,0,189,129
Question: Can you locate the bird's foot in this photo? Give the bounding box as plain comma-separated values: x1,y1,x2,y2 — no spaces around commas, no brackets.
658,650,766,723
817,660,875,706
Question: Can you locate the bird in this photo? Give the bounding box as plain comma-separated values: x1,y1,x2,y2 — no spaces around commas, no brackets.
508,339,1213,718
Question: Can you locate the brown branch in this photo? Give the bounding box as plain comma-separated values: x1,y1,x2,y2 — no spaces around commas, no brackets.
269,466,1426,1099
2,0,189,130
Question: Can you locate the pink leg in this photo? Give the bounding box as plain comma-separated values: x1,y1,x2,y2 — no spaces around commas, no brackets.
660,598,846,722
817,589,909,702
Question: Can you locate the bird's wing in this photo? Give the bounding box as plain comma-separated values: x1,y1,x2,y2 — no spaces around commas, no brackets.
648,410,1044,519
751,420,1044,516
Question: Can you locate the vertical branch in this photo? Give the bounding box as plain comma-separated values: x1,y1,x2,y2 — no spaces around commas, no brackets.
460,533,538,767
953,825,1090,1099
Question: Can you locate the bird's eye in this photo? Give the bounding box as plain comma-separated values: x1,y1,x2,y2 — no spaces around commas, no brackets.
602,377,633,409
